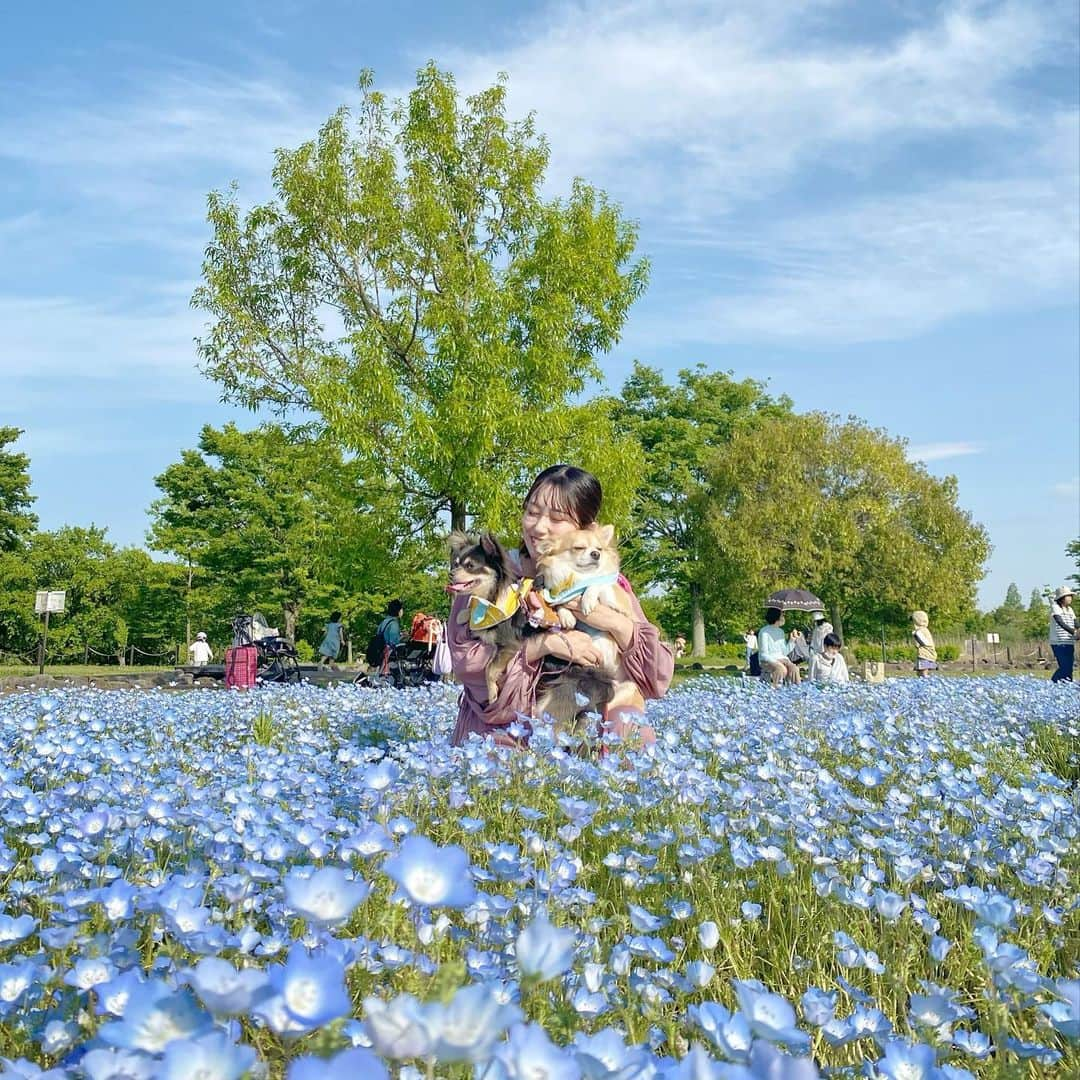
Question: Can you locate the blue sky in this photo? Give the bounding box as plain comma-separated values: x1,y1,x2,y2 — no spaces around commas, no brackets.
2,0,1077,609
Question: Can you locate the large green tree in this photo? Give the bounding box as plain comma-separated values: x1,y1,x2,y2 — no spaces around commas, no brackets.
0,427,36,552
194,64,645,534
610,363,789,654
1068,538,1080,590
700,412,991,640
149,423,431,643
0,428,38,655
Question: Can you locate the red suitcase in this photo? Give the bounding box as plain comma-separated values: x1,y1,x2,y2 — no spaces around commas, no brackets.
225,645,259,689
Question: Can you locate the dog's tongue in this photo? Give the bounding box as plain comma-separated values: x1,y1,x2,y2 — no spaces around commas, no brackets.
445,581,472,594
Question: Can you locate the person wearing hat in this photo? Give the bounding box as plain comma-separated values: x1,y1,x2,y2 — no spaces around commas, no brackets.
809,611,834,657
1049,585,1078,683
188,632,213,667
911,610,937,676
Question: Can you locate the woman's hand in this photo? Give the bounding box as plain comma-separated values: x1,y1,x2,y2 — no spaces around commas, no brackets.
561,598,636,651
525,630,606,667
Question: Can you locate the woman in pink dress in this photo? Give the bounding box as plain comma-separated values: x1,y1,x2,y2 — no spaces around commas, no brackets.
448,465,674,748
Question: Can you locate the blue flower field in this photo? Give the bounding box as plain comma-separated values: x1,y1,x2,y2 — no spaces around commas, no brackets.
0,677,1075,1078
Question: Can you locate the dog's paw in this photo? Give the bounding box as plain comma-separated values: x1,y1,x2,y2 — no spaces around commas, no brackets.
580,586,600,616
557,608,577,630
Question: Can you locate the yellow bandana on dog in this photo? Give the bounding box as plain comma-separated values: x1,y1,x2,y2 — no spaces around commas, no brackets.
468,579,533,631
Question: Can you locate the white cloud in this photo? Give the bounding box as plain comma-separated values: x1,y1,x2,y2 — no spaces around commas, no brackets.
0,294,207,390
906,441,984,463
442,0,1078,343
447,0,1071,207
1052,476,1080,498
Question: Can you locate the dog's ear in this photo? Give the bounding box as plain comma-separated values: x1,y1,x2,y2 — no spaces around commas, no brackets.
479,532,504,560
448,530,472,556
533,537,555,558
594,523,615,547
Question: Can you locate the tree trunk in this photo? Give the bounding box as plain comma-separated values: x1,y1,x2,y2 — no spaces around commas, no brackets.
449,497,466,533
690,581,707,657
831,605,845,644
283,603,299,643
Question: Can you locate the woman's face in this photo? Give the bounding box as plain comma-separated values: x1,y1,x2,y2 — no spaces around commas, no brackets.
522,485,581,560
1063,595,1074,607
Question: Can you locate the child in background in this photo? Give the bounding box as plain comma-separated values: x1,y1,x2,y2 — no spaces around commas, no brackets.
318,610,344,670
809,632,849,683
911,610,937,676
188,631,213,666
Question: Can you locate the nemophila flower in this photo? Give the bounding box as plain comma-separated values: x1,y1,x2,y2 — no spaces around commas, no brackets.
182,957,271,1016
0,1060,67,1080
1039,978,1079,1039
363,993,436,1060
38,1020,78,1057
746,1039,821,1079
1003,1037,1061,1065
698,922,720,950
516,909,577,981
80,1047,156,1080
0,914,36,945
686,961,716,989
427,983,523,1063
928,936,952,963
159,1031,256,1080
688,1002,753,1063
64,956,116,992
382,835,476,908
971,893,1016,929
656,1043,722,1080
628,904,665,932
733,980,811,1054
485,1023,580,1080
951,1029,992,1059
267,944,351,1031
0,960,38,1006
573,1028,652,1079
288,1047,389,1080
95,970,147,1018
740,902,762,922
98,984,213,1054
800,988,837,1027
874,1040,939,1080
284,865,369,926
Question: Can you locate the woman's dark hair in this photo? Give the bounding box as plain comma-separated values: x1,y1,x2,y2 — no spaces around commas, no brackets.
764,607,783,625
823,632,841,649
329,610,342,623
385,600,404,617
522,465,602,527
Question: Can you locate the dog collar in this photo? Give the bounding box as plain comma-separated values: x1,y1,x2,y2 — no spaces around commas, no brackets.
541,572,620,607
468,579,533,630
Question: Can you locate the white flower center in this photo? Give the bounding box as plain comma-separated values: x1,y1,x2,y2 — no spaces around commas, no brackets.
404,867,447,904
285,976,319,1017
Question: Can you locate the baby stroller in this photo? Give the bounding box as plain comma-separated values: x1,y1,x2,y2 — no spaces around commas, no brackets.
232,613,301,684
354,613,443,689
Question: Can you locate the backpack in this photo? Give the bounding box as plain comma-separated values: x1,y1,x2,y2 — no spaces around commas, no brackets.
365,617,393,669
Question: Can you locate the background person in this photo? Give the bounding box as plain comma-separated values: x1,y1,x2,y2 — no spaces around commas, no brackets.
744,628,758,668
809,611,833,656
188,631,213,667
809,632,849,684
911,610,937,676
758,608,800,686
447,464,673,748
1049,585,1077,683
317,610,344,670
